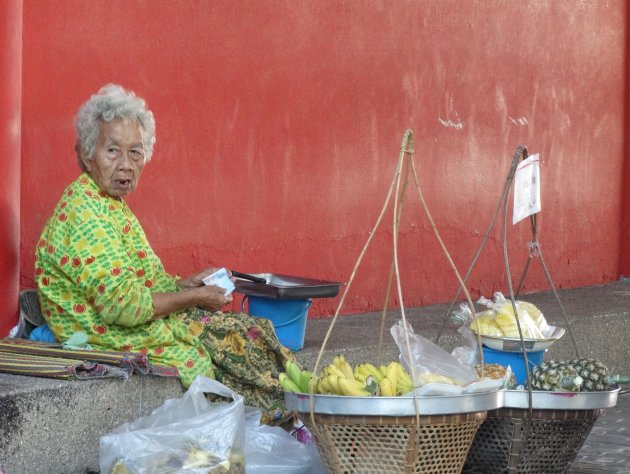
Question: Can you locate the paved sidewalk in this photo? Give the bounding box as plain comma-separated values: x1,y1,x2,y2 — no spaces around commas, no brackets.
568,389,630,473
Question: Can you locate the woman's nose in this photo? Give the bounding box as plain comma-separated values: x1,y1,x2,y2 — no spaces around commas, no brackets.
117,151,133,169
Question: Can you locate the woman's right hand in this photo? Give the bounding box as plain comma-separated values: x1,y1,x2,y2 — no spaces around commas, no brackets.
151,282,233,319
193,284,233,313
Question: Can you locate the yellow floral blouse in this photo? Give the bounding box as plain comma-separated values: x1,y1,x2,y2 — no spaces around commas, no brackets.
34,173,214,387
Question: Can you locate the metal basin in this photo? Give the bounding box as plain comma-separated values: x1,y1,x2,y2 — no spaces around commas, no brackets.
234,273,341,300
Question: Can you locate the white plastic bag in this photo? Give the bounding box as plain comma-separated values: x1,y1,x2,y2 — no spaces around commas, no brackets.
391,320,478,386
244,407,325,474
99,375,245,474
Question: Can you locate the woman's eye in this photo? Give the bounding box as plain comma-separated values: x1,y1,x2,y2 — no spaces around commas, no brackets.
129,150,144,160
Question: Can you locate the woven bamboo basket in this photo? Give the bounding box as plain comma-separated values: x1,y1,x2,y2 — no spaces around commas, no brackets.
463,407,602,473
303,411,487,474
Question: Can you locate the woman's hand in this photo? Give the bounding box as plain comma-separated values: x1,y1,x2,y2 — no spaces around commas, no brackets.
176,267,234,290
151,283,233,320
194,284,234,313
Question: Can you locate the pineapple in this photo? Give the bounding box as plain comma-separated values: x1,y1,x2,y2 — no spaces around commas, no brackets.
567,358,630,392
530,360,583,392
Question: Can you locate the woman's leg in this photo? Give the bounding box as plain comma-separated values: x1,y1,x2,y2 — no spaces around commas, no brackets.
197,311,297,424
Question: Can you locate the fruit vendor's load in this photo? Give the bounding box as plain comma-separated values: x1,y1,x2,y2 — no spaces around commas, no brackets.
280,357,413,397
530,358,630,392
471,294,550,339
280,319,519,398
390,320,479,386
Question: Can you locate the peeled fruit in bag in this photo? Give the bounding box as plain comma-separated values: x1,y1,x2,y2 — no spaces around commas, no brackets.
475,363,517,389
416,372,460,386
471,310,503,337
472,300,546,339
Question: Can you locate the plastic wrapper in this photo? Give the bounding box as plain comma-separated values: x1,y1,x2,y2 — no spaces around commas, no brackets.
390,320,478,387
470,292,550,339
99,375,245,474
244,407,325,474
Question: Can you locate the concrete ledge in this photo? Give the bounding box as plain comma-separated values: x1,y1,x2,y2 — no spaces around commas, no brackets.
0,374,184,474
0,280,628,473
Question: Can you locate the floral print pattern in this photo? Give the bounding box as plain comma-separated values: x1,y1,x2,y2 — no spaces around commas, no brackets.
35,174,295,422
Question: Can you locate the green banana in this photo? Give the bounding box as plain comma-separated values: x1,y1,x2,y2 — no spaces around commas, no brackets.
285,360,303,388
279,372,302,393
299,369,314,393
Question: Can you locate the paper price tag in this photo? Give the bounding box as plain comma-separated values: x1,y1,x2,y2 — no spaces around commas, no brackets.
513,153,541,225
202,268,235,295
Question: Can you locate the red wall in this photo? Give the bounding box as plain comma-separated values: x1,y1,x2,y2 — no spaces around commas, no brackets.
17,1,627,326
0,0,22,336
621,9,630,277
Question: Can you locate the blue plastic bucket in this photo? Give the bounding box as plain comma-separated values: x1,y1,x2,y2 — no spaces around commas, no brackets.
482,346,545,385
246,296,312,351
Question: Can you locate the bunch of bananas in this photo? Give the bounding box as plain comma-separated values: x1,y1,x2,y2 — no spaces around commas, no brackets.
279,356,415,397
279,360,315,394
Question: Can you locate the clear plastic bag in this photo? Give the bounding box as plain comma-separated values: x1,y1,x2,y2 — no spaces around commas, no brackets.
244,407,325,474
390,320,478,387
99,375,245,474
471,292,550,339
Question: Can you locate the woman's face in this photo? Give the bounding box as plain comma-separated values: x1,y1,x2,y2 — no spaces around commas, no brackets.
81,117,146,198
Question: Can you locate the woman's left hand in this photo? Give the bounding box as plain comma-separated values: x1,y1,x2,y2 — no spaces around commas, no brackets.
176,267,234,290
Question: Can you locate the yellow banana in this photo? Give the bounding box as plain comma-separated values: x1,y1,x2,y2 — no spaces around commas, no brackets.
279,372,302,393
316,376,331,394
391,362,414,395
379,376,396,396
323,363,346,379
334,355,355,379
385,362,399,394
323,374,342,395
353,366,371,384
338,376,371,396
379,365,389,378
358,363,384,384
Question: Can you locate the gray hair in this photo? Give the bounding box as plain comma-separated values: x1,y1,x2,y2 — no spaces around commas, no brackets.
74,84,156,171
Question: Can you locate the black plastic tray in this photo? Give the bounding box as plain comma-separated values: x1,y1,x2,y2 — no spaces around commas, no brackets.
234,273,341,300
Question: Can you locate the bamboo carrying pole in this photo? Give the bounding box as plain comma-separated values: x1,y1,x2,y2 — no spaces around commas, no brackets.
309,129,483,426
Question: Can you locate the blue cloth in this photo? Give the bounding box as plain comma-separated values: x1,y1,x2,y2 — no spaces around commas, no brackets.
28,324,57,343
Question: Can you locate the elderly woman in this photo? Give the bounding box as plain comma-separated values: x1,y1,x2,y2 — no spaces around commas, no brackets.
34,84,295,423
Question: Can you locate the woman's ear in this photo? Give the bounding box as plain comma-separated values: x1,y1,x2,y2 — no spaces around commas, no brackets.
80,152,92,172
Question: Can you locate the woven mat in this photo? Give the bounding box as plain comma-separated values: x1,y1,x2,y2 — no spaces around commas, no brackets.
0,337,178,380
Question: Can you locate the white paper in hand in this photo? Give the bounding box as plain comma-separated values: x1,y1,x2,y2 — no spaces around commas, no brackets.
202,268,235,295
513,153,541,225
